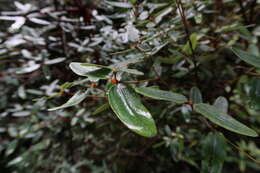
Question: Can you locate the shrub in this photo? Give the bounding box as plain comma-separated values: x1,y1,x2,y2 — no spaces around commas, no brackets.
0,0,259,172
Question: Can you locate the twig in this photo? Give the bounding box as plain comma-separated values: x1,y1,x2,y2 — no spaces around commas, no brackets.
225,138,260,165
249,0,257,24
176,0,198,84
238,0,249,24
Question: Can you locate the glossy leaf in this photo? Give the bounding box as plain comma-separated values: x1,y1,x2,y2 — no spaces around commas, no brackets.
48,90,89,111
135,87,187,104
108,84,157,137
231,47,260,68
69,63,112,79
189,87,203,104
194,103,258,137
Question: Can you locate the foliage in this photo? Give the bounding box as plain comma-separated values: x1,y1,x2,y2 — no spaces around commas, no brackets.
0,0,260,172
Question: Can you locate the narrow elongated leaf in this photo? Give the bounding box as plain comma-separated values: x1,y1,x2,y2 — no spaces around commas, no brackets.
105,1,133,8
194,103,258,137
119,68,144,75
92,102,110,115
70,62,143,78
135,87,187,104
69,63,112,79
108,84,157,137
48,90,89,111
231,47,260,68
189,87,203,104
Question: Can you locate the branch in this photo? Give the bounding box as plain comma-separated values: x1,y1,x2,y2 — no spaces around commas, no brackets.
176,0,198,84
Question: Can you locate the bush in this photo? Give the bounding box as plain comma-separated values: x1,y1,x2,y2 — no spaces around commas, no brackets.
0,0,260,172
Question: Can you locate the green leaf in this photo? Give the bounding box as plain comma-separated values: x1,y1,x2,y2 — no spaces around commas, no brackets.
249,78,260,110
92,102,110,115
70,62,144,78
157,56,182,64
182,33,198,55
201,132,227,173
215,24,254,33
5,140,18,156
189,87,203,104
69,63,112,79
48,90,89,111
135,87,187,104
231,47,260,68
119,68,144,75
59,79,89,90
194,103,258,137
108,84,157,137
213,96,228,113
105,1,133,8
31,139,50,151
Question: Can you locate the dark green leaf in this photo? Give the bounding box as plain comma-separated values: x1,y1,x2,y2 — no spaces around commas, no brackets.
201,132,227,173
108,84,157,137
249,78,260,110
189,87,203,104
48,90,89,111
135,87,187,104
231,47,260,68
5,140,18,156
157,56,182,64
194,103,258,137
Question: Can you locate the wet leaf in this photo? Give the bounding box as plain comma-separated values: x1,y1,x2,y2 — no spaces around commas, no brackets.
108,84,157,137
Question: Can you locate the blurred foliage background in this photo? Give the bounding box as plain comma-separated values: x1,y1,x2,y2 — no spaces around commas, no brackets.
0,0,260,172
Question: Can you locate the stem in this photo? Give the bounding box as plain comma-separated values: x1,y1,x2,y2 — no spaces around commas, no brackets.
249,0,257,24
176,0,198,84
238,0,249,24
